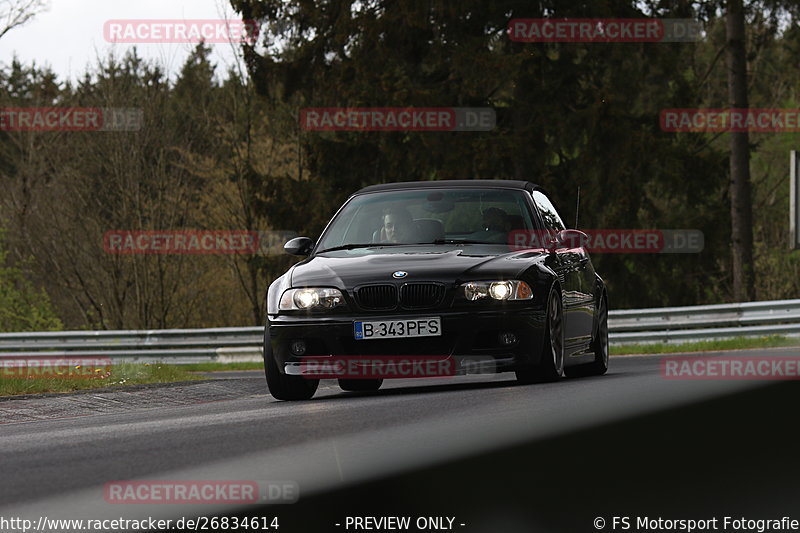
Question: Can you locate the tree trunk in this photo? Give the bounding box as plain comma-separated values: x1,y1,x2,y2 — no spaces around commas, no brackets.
726,0,755,301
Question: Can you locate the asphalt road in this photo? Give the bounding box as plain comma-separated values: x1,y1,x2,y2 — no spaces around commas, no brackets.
1,349,798,531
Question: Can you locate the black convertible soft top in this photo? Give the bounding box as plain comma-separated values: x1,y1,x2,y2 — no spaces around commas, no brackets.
356,180,539,194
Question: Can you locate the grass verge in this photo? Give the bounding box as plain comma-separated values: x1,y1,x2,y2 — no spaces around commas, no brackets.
0,362,205,397
182,362,264,372
611,335,800,356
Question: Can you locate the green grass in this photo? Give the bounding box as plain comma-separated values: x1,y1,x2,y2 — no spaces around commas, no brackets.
611,335,800,356
0,362,205,397
181,361,264,372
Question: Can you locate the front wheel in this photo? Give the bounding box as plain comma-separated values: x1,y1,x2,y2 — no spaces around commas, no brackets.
263,326,319,401
516,288,564,384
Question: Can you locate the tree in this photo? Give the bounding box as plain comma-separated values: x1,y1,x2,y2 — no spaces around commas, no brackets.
726,0,756,300
0,0,48,40
0,230,62,331
229,0,733,308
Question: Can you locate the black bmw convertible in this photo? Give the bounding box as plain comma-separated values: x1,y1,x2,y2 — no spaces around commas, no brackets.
264,180,608,400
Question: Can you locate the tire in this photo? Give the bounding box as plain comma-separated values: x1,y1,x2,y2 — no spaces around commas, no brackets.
263,326,319,401
565,293,609,378
338,379,383,392
516,288,565,384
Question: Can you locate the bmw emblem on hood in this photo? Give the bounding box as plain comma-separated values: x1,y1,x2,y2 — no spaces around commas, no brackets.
392,271,408,279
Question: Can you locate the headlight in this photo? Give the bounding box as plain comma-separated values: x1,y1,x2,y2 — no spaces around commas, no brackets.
279,288,346,310
460,280,533,301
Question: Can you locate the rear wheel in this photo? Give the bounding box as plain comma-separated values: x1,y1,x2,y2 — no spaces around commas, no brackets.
516,288,564,384
263,326,319,401
338,379,383,392
565,293,608,378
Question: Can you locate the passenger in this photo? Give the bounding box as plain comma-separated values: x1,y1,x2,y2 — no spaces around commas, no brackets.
482,207,510,232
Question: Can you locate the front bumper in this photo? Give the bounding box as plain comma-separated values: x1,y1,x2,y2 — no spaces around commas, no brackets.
267,309,547,376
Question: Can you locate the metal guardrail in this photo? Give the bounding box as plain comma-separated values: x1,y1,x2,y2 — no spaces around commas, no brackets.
608,299,800,344
0,327,263,364
0,299,798,362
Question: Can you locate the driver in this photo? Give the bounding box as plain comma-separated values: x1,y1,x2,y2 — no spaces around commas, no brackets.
380,207,415,243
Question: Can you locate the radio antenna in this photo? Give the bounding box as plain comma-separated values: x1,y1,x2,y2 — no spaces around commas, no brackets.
574,185,581,229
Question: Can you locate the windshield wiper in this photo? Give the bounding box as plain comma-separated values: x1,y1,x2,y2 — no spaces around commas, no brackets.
317,240,493,253
431,239,494,245
316,243,407,253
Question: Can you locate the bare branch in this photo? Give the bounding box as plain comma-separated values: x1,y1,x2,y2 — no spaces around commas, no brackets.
0,0,49,40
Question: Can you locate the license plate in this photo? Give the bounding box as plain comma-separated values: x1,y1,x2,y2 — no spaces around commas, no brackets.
354,317,441,340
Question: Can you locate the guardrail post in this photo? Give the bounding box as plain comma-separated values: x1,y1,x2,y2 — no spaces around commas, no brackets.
791,150,800,250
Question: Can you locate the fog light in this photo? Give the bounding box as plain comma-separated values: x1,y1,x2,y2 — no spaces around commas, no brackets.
498,332,517,346
290,340,307,355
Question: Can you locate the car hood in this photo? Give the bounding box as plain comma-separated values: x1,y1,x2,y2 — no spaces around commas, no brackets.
290,248,545,288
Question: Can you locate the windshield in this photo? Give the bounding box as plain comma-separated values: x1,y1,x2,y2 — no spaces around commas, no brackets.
315,188,538,252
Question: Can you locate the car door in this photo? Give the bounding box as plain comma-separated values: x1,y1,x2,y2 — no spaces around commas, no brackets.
530,190,593,353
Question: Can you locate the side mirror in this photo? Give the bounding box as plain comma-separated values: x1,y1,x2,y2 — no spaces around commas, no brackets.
553,229,589,250
284,237,314,256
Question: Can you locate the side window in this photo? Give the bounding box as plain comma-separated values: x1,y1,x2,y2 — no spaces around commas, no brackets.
532,191,565,232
